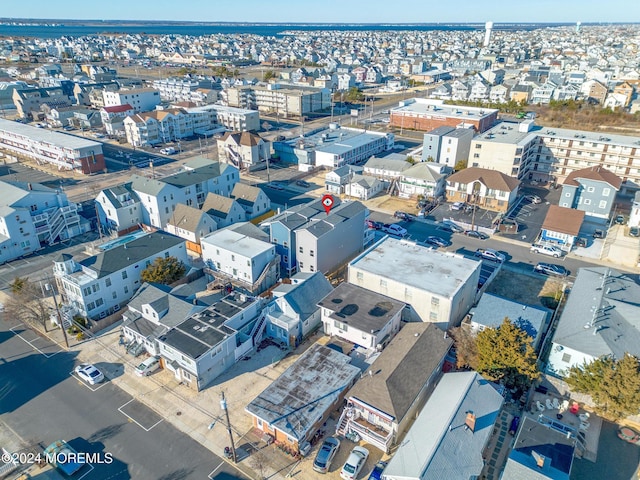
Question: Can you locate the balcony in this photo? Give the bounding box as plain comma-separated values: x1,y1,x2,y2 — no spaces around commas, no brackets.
336,406,393,453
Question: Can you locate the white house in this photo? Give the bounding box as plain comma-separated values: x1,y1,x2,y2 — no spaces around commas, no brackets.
318,282,404,354
103,87,160,112
201,223,280,295
95,183,143,236
399,162,447,199
230,183,272,220
164,203,217,254
217,131,271,171
201,193,247,228
54,231,188,320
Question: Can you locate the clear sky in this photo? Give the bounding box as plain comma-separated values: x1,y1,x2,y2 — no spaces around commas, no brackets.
2,0,639,23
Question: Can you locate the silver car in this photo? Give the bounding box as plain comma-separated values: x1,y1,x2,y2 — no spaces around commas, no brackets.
313,437,341,474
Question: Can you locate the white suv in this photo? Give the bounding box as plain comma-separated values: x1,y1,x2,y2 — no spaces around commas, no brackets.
530,244,563,258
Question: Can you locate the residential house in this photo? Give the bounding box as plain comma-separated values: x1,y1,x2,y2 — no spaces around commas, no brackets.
509,84,533,103
216,131,271,171
629,191,640,227
325,165,364,194
245,344,360,452
466,293,551,351
489,84,509,104
12,86,72,119
100,104,134,136
230,183,271,221
130,160,239,229
349,237,481,328
613,81,634,107
95,183,143,236
345,174,384,200
264,271,333,348
157,292,263,390
293,201,368,274
200,193,246,228
120,282,205,356
540,205,585,249
53,231,188,320
124,108,193,147
399,162,447,199
266,198,368,277
336,323,452,453
201,223,279,295
165,203,217,255
581,79,608,104
501,416,576,480
553,83,579,101
531,83,555,104
547,267,640,377
446,167,521,213
319,282,404,353
0,181,88,264
560,166,622,220
382,371,504,480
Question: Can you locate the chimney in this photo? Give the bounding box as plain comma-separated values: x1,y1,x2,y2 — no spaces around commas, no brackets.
465,412,476,432
27,182,32,190
532,451,546,469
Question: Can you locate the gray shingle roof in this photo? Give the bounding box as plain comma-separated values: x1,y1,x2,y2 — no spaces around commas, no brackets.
346,323,452,422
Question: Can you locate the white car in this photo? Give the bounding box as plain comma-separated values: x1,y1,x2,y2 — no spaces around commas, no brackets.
530,244,563,258
450,201,465,211
340,446,369,480
383,224,407,237
75,364,104,385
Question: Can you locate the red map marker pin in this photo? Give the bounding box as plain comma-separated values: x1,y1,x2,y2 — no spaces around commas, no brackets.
321,194,334,215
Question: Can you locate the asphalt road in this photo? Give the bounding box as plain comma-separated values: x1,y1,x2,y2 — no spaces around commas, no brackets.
0,316,249,480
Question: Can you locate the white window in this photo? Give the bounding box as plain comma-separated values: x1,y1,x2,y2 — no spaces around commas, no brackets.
587,186,595,193
602,188,610,197
584,199,591,205
599,200,607,209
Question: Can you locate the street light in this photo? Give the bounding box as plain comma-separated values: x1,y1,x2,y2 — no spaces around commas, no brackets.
45,283,69,348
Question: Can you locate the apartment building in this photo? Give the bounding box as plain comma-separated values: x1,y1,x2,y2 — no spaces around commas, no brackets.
95,183,143,236
217,131,270,170
390,98,498,133
0,118,105,174
422,126,474,168
103,87,161,112
124,108,194,146
446,167,521,213
12,86,72,119
100,104,134,135
186,104,260,132
560,166,622,219
225,83,330,117
0,181,89,264
472,121,640,193
54,231,188,320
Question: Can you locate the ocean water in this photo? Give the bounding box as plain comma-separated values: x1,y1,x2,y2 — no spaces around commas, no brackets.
0,22,569,39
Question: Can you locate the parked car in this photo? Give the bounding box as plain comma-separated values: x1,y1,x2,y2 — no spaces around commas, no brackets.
450,201,465,211
534,262,569,277
296,180,311,188
340,446,369,480
575,237,588,248
135,356,161,377
75,363,104,385
267,182,285,190
426,236,450,247
525,194,542,204
615,214,625,225
367,461,387,480
439,221,464,233
313,437,341,474
393,211,412,221
474,248,506,263
593,229,605,239
630,226,640,237
382,224,407,237
464,230,489,240
366,219,383,230
530,244,563,258
160,147,176,155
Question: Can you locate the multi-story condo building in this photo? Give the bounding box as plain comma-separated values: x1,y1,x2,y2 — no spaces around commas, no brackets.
12,86,72,119
124,108,194,146
54,231,188,320
103,87,161,112
471,120,640,193
0,180,89,264
390,98,498,133
185,105,260,132
224,83,330,117
0,118,105,174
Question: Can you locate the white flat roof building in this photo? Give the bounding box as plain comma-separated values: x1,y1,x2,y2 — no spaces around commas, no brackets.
348,237,481,329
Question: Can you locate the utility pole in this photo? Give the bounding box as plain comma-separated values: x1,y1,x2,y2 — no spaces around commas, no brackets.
221,391,237,463
47,283,69,348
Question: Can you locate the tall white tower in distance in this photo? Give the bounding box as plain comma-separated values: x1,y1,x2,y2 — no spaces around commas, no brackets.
576,21,581,33
484,21,494,47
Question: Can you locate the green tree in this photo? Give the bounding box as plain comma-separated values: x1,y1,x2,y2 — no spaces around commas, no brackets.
4,277,51,331
141,256,186,285
475,318,539,389
406,155,416,165
345,86,364,103
454,159,468,171
263,70,276,81
566,354,640,420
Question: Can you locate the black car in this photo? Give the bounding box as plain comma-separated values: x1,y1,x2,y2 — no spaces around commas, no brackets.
615,215,625,225
534,262,569,277
393,211,412,221
593,229,605,239
426,236,450,247
366,219,384,230
464,230,489,240
439,222,464,233
296,180,311,188
630,226,640,237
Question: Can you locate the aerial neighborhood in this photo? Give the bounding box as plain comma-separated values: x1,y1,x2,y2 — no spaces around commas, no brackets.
1,16,640,480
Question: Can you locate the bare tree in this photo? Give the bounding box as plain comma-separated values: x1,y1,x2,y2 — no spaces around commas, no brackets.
4,277,51,332
249,448,269,480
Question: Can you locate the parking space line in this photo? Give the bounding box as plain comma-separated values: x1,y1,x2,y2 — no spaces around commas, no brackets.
69,371,108,392
207,462,224,479
10,325,61,358
118,399,164,432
